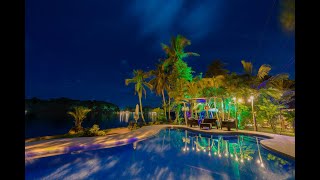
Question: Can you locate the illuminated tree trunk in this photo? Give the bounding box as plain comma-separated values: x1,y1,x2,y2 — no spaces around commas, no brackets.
279,109,283,135
190,101,194,118
183,103,187,125
228,102,231,120
168,96,172,122
138,95,145,123
161,90,167,120
221,100,225,121
213,97,221,128
235,103,238,130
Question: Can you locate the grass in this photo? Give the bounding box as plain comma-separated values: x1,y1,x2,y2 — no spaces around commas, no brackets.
26,128,113,143
243,127,295,136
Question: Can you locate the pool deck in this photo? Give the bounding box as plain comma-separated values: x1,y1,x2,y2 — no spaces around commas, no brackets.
25,125,295,160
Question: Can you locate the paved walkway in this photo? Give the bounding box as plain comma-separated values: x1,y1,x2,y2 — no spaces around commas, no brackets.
25,125,295,160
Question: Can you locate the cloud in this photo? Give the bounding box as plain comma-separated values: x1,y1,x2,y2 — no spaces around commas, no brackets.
129,0,183,38
121,59,128,65
180,1,224,41
127,0,225,51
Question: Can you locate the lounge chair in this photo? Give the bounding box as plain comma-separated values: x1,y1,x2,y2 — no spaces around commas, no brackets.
221,119,236,131
200,122,211,130
187,117,199,127
202,118,218,129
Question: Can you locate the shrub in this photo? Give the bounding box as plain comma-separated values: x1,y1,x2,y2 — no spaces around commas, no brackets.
128,122,140,130
89,124,100,134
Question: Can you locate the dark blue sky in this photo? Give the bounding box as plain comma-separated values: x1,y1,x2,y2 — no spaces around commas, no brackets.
25,0,295,108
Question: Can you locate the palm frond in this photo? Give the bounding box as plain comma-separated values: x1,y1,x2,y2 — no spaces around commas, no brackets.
257,64,271,79
241,60,253,75
125,78,135,86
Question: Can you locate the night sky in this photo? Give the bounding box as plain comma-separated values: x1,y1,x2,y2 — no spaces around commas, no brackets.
25,0,295,108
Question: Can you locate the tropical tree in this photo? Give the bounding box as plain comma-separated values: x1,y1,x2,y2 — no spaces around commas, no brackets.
280,0,295,32
149,64,168,120
241,60,272,85
167,78,188,123
266,73,295,131
125,69,153,123
161,34,199,68
256,97,286,133
68,106,91,132
204,60,229,77
200,75,226,125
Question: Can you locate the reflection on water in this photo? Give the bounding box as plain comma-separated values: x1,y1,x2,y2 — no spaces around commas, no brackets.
26,129,295,179
26,113,155,138
118,111,158,123
119,111,132,123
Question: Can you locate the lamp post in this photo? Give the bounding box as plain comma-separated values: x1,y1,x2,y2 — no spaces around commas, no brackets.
248,96,257,131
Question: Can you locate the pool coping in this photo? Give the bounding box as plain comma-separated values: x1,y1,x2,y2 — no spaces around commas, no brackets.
25,125,295,160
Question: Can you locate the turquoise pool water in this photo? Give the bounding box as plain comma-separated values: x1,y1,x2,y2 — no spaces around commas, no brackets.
25,128,295,179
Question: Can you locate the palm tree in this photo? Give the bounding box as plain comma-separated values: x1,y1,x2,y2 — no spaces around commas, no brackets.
161,34,199,68
266,73,295,132
204,60,229,77
160,35,198,120
125,69,153,123
241,60,271,86
149,64,168,120
167,78,188,123
68,106,91,132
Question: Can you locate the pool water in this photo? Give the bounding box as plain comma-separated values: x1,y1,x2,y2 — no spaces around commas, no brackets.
25,128,295,179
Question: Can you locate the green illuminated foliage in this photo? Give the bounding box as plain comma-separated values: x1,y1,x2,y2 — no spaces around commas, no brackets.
124,35,294,132
256,97,285,133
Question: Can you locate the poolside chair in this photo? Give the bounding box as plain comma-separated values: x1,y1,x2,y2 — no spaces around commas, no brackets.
221,119,236,131
200,121,211,130
187,117,199,127
202,118,218,129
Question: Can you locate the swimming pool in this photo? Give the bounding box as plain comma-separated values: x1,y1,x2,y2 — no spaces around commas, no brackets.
25,128,295,179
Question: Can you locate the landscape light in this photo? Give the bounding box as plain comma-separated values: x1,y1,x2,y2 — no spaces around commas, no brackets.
232,97,236,101
257,159,261,164
238,99,243,103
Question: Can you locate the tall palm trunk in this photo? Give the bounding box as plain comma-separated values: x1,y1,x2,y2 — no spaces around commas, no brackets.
221,100,225,121
213,97,221,128
138,95,145,123
190,101,194,118
228,101,231,120
183,103,187,125
161,89,167,120
168,96,172,122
